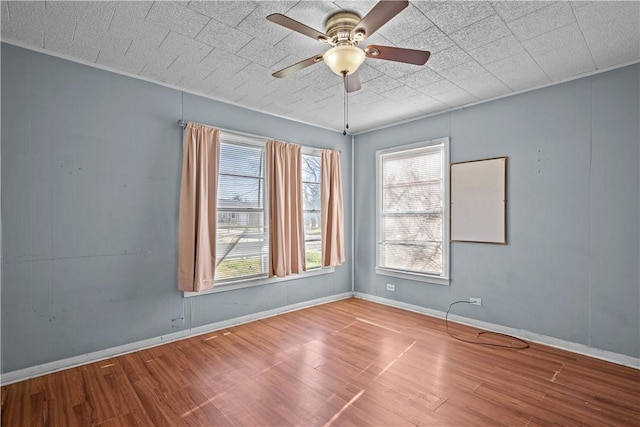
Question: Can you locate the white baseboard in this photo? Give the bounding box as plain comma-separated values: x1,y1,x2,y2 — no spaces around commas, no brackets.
354,293,640,370
0,292,353,386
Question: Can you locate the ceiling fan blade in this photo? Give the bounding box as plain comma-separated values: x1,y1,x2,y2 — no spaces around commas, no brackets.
344,71,361,93
364,45,430,65
352,0,409,40
267,13,329,42
272,54,324,78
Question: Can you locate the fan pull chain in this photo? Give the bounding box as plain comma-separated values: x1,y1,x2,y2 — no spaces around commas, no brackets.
346,80,349,131
342,72,349,136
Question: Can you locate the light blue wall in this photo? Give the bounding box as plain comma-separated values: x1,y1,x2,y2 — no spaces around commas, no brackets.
1,44,352,373
354,64,640,358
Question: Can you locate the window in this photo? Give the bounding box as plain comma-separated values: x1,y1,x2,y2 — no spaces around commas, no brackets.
376,137,450,285
302,153,321,269
214,132,328,285
216,133,268,282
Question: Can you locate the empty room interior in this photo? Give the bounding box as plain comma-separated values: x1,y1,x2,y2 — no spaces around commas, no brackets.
1,1,639,426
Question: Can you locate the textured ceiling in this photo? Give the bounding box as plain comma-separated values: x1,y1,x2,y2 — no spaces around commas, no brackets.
2,1,639,133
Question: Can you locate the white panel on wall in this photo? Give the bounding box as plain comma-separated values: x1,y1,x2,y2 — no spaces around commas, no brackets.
450,156,507,244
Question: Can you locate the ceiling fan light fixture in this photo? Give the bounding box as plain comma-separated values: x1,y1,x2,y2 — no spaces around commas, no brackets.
323,45,365,76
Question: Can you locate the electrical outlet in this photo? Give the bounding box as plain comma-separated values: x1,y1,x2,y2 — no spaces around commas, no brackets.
386,283,395,292
470,297,482,306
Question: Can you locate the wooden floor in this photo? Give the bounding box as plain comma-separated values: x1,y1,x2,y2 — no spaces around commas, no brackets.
2,298,639,426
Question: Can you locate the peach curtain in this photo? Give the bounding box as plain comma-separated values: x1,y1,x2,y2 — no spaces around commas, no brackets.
321,149,345,267
267,139,305,277
178,123,220,292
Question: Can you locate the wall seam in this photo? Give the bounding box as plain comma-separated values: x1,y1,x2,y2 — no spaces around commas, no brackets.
0,42,3,375
180,90,193,330
587,76,593,347
351,134,355,293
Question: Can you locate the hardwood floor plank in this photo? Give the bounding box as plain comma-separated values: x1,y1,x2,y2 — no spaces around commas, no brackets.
311,393,370,426
156,385,233,426
129,379,178,427
314,358,379,392
78,364,130,424
27,391,46,427
346,388,421,426
436,389,532,427
93,411,143,427
554,363,640,401
371,368,447,408
3,298,638,426
2,382,26,426
211,378,307,426
356,380,445,425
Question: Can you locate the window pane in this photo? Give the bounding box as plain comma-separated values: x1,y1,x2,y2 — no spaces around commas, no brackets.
302,155,321,183
383,214,442,242
383,181,442,212
218,211,266,229
380,243,442,275
303,182,321,211
303,154,322,270
305,241,322,269
304,212,321,240
216,211,268,281
216,256,266,281
218,175,263,209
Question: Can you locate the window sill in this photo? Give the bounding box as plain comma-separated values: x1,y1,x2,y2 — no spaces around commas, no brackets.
375,267,450,286
183,267,336,297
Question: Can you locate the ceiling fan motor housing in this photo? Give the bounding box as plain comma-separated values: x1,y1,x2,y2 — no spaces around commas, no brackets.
324,12,361,45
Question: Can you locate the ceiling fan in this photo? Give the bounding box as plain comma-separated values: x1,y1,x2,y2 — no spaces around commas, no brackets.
267,0,431,93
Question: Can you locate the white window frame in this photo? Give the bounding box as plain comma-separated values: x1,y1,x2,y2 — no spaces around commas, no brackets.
375,137,450,286
184,134,333,297
215,132,269,284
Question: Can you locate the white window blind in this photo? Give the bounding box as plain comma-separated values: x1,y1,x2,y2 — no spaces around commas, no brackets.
377,140,449,280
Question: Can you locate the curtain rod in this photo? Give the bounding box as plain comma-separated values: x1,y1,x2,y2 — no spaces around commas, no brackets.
177,119,269,142
176,119,341,153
